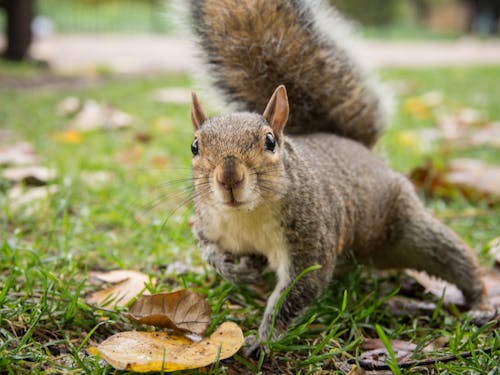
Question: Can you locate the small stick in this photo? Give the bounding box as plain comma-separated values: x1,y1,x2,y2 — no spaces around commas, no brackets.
349,347,493,371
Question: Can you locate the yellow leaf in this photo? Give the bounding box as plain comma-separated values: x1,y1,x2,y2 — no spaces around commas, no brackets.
153,117,172,132
404,97,430,120
396,131,418,147
88,322,244,372
52,130,83,144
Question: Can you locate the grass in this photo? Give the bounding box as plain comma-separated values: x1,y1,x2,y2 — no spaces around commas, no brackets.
0,64,499,373
0,0,173,34
362,23,461,40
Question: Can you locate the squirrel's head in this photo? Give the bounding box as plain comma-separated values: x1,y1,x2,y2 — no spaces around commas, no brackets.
190,85,289,211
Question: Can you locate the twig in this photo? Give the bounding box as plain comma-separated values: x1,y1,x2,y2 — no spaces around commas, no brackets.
349,347,493,371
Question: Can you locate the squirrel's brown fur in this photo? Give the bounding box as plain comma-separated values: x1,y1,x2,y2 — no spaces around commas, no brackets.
190,0,389,147
187,0,490,357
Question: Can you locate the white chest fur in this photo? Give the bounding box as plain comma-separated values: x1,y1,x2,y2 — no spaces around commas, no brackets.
202,205,289,272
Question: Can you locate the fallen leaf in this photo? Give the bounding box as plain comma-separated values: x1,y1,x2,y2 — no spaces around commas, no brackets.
126,290,211,335
423,336,450,352
153,88,192,104
134,132,152,143
51,129,83,144
70,100,133,131
436,112,500,148
8,185,59,212
406,265,500,311
80,171,113,187
483,268,500,306
56,96,81,116
447,159,500,198
115,145,144,167
410,159,500,203
405,270,466,306
163,261,199,276
347,365,366,375
88,321,243,372
2,166,57,185
384,296,437,317
361,338,417,352
468,123,500,148
358,347,413,369
153,117,173,132
488,237,500,267
0,142,39,166
151,154,169,168
419,91,444,107
86,270,155,308
403,96,432,120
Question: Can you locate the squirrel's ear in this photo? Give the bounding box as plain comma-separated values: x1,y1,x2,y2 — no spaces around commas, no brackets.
263,85,289,134
191,92,207,130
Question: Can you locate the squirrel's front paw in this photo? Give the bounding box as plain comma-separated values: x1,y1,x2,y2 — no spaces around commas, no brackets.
240,334,270,358
209,252,267,283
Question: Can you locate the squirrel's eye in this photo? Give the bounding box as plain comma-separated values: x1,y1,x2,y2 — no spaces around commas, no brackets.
191,138,199,156
265,132,276,152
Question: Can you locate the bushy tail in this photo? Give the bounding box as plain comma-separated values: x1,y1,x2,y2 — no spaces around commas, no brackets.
189,0,390,147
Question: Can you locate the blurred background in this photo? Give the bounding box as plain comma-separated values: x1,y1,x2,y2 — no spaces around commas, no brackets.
0,0,499,67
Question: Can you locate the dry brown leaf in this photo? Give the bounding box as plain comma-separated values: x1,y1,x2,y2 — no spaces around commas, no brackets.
87,321,243,372
80,171,113,187
359,348,413,368
405,270,466,306
423,336,450,352
447,159,500,198
126,290,211,335
0,142,39,166
385,296,437,317
410,159,500,203
437,112,500,148
86,270,155,308
361,339,417,353
2,166,57,185
407,267,500,309
483,268,500,307
115,145,144,167
70,100,133,131
489,237,500,267
153,117,173,132
8,185,59,212
56,96,81,116
468,123,500,148
347,365,366,375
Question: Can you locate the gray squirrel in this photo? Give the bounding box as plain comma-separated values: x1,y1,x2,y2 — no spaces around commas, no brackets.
187,0,490,355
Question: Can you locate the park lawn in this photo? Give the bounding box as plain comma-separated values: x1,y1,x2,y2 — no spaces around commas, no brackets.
0,65,499,373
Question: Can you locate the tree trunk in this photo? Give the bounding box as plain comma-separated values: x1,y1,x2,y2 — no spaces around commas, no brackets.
3,0,34,61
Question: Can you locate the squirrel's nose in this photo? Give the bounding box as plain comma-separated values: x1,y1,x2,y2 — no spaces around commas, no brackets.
216,157,245,191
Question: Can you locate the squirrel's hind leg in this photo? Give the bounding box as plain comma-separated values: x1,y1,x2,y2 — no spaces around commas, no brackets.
368,181,488,310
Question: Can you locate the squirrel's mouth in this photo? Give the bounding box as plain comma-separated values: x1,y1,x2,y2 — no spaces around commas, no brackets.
225,191,244,208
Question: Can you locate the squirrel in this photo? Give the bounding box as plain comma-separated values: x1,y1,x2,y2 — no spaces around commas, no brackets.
186,0,490,356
